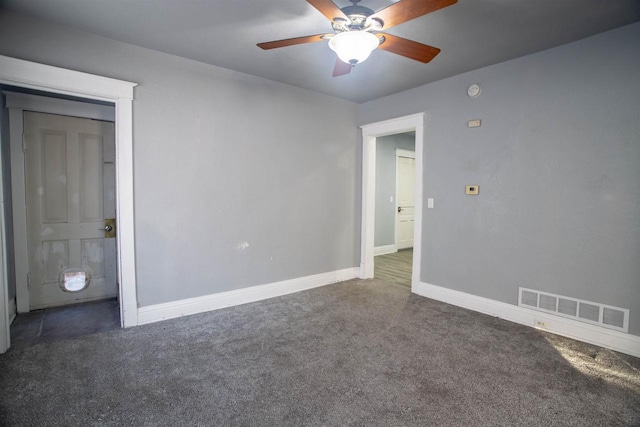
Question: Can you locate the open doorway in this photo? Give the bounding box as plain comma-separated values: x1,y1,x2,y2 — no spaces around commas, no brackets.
2,90,121,350
0,55,137,354
373,133,415,287
359,114,424,292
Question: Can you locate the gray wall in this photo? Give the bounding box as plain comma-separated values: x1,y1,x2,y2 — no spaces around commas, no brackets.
375,133,415,248
0,10,360,307
360,22,640,336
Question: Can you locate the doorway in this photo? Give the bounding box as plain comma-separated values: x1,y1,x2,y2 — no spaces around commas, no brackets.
371,134,416,287
359,114,424,291
4,93,120,349
0,55,138,354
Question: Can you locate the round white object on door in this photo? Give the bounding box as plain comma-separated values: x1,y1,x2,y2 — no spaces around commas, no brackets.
58,267,92,293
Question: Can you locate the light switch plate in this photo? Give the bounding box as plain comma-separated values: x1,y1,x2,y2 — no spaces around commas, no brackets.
465,185,479,195
427,198,434,208
468,119,481,128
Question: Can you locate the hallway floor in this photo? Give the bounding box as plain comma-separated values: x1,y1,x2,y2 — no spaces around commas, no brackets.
374,248,413,287
8,298,120,352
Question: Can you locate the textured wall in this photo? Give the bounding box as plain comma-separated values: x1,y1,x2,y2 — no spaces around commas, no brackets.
374,133,415,248
0,10,360,307
360,23,640,336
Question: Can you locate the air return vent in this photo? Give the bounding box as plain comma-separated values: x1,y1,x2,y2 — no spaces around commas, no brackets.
603,307,625,329
518,287,629,333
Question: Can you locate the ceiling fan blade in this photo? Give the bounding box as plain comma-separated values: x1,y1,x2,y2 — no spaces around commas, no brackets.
377,33,441,63
257,34,328,50
369,0,457,29
307,0,350,22
333,58,352,77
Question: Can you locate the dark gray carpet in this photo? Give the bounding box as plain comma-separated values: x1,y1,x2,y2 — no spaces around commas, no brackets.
1,279,639,426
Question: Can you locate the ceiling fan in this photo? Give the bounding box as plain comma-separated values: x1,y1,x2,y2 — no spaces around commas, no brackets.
257,0,458,77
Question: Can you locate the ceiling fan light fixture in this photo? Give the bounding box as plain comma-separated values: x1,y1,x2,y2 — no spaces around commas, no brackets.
328,31,379,65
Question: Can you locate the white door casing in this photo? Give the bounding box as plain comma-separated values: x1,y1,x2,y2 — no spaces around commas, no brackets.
24,112,117,309
360,114,424,288
0,55,137,353
395,150,415,250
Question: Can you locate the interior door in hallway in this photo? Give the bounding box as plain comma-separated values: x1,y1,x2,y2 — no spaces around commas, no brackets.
395,152,415,250
24,111,117,309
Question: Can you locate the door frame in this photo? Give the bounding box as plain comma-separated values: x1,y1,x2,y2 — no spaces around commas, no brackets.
359,113,424,290
0,55,138,353
395,148,416,250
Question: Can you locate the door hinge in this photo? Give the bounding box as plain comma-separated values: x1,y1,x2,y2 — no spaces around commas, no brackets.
26,273,31,289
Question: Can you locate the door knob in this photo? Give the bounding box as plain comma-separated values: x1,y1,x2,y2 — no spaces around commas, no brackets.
398,206,403,213
102,218,116,238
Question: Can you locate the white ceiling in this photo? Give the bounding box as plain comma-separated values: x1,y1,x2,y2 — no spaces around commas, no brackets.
3,0,640,103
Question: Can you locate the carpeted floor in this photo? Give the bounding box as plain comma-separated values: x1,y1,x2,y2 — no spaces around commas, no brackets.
1,278,639,426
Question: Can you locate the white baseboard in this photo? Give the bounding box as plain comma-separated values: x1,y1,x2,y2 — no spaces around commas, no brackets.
374,245,397,256
8,297,16,324
413,282,640,358
138,267,360,326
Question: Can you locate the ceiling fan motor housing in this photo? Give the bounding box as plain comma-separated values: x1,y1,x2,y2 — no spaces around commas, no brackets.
332,4,381,32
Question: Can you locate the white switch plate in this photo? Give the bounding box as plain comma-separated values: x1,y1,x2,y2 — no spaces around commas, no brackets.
427,198,434,209
468,119,481,128
389,196,393,203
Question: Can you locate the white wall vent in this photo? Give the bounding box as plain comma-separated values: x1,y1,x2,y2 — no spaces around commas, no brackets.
518,287,629,333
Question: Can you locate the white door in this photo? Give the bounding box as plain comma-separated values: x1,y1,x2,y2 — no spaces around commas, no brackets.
396,153,415,250
24,111,117,309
